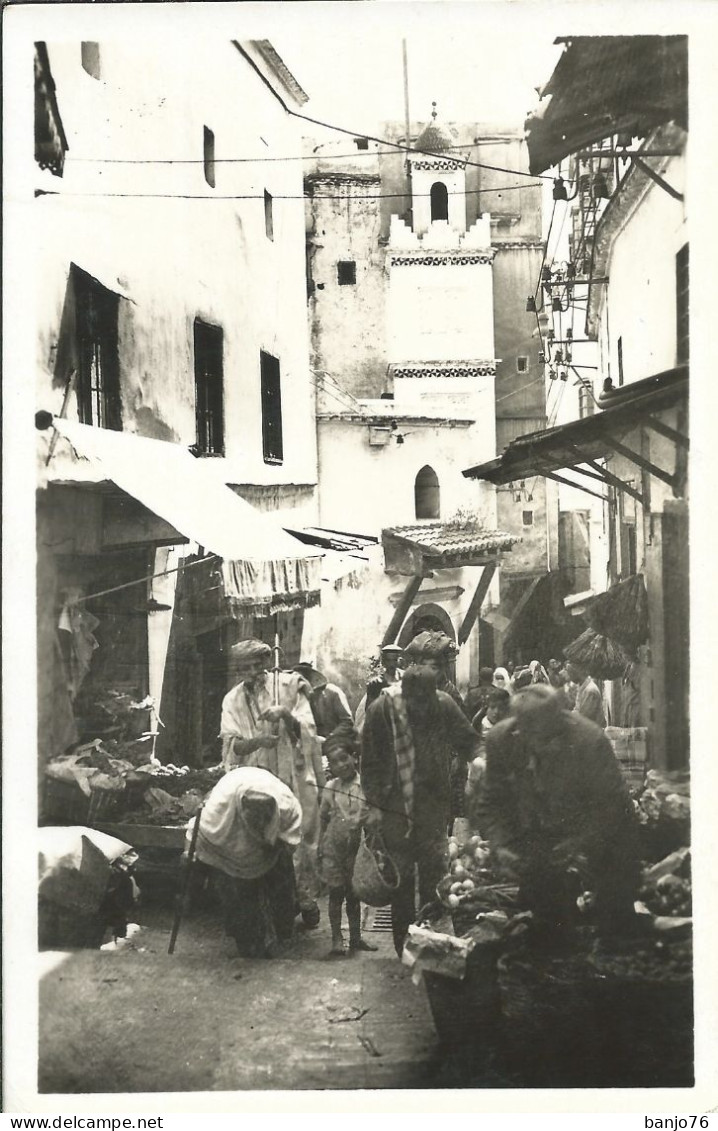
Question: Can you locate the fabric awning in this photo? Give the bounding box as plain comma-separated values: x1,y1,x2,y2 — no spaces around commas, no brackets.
525,35,688,175
50,419,322,612
463,366,688,488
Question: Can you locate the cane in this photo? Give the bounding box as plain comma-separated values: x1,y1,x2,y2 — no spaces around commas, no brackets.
168,803,203,955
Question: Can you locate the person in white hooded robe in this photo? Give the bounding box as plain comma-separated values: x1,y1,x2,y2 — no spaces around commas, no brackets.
219,638,324,926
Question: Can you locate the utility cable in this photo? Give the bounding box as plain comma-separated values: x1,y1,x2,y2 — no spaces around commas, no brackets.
288,106,557,182
35,183,542,203
66,137,545,166
533,198,557,301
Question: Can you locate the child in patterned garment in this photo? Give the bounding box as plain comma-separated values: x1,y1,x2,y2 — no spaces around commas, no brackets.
318,724,378,957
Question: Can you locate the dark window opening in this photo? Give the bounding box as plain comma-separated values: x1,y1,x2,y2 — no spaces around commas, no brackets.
354,137,369,151
617,336,624,386
73,266,122,431
194,320,224,456
522,510,534,526
81,42,101,80
430,182,449,222
264,190,274,240
414,465,440,519
203,126,215,188
676,243,689,364
517,356,528,374
620,521,637,579
260,350,283,464
337,261,356,286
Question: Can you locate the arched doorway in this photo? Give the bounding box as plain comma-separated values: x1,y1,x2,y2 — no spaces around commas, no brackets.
430,181,449,222
398,603,457,683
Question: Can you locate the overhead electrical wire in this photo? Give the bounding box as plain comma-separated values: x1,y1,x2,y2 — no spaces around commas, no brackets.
533,198,557,301
66,138,541,166
35,182,543,203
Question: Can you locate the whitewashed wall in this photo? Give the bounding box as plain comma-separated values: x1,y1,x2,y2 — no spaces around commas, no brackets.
35,40,318,503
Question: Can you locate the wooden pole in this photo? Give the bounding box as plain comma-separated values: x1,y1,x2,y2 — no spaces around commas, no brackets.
382,574,423,646
457,561,497,646
273,613,280,706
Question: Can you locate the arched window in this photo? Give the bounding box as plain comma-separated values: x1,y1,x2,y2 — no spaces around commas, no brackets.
430,182,449,222
415,465,440,519
81,43,101,79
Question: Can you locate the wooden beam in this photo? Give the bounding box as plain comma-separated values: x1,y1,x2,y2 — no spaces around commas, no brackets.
565,445,645,506
382,574,424,645
457,561,497,646
644,415,690,449
601,436,676,488
503,575,543,646
561,447,615,483
633,156,684,202
543,469,609,503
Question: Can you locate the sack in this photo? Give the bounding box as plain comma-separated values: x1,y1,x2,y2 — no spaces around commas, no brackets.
351,829,401,906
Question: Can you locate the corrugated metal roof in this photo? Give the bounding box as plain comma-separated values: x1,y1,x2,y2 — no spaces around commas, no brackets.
526,35,687,175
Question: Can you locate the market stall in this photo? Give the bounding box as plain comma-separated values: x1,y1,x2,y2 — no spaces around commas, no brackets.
403,809,693,1088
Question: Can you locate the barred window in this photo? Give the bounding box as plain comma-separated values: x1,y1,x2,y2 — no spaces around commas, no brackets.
193,320,224,456
73,266,122,431
260,350,283,464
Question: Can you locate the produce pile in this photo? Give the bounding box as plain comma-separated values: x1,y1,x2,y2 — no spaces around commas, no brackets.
120,764,224,825
636,769,690,825
437,832,519,936
638,848,692,921
590,935,692,982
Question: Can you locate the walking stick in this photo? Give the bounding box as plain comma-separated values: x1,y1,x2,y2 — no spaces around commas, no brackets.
168,803,203,955
273,614,281,708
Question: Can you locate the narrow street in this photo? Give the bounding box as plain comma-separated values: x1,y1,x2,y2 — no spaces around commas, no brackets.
39,896,452,1094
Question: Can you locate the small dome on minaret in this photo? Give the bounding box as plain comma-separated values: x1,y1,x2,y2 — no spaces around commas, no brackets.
414,103,460,154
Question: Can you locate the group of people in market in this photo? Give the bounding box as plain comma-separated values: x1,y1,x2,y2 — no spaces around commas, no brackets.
194,631,638,962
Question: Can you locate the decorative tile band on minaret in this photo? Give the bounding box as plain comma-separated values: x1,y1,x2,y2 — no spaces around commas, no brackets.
390,251,496,267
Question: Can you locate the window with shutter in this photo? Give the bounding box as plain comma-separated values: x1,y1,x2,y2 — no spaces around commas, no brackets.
73,266,122,431
260,350,283,464
194,320,224,455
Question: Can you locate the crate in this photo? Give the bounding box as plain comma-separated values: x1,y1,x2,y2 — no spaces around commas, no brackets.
42,778,124,826
588,955,694,1087
95,822,187,849
497,949,600,1087
423,942,501,1052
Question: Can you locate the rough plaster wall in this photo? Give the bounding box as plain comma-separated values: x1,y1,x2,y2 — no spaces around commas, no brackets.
603,156,687,385
306,556,492,709
496,479,549,574
387,262,494,363
317,419,493,536
36,41,318,496
308,190,388,399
